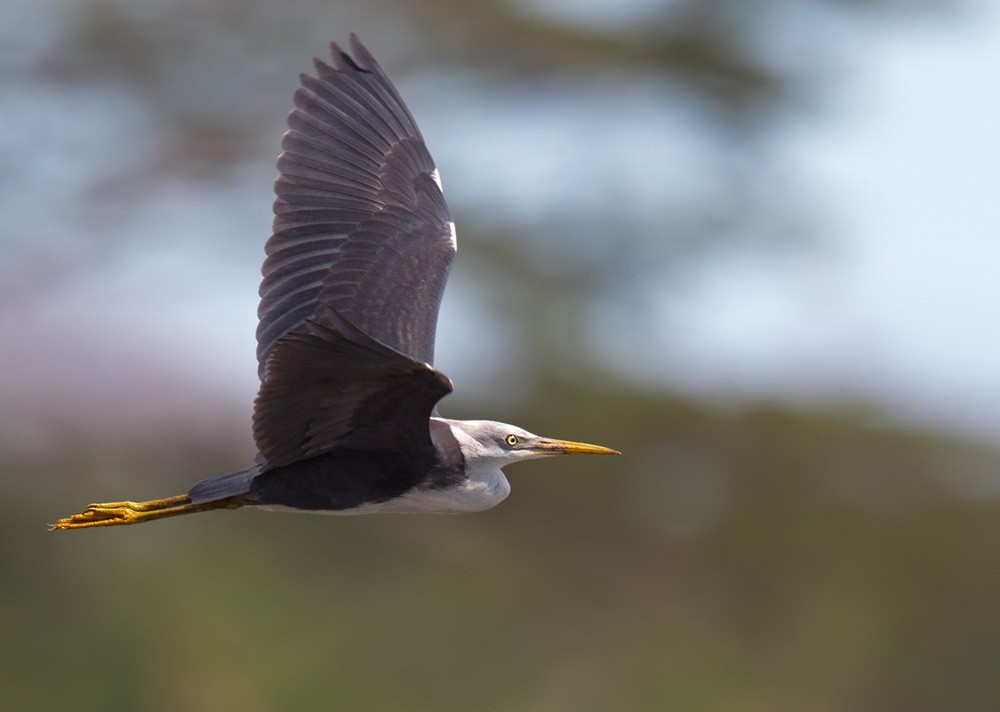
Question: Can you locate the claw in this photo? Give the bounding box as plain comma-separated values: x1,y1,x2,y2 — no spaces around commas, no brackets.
50,494,243,530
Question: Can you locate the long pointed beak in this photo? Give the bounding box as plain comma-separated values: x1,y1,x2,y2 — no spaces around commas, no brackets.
533,437,621,456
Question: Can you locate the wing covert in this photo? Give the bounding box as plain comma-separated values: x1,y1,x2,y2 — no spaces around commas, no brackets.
254,307,454,470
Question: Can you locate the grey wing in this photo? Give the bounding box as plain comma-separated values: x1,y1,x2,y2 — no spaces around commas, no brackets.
257,34,456,380
254,307,454,470
190,308,453,500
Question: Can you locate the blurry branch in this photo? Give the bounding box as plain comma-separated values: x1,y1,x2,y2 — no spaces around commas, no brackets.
52,0,960,143
9,0,958,309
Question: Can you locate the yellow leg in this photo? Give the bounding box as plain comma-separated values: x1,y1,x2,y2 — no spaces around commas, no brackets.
49,494,244,530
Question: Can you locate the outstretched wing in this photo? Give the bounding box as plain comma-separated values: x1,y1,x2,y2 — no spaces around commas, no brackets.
257,34,456,380
254,308,454,470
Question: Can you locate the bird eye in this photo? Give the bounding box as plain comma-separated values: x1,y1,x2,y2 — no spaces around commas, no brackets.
505,434,519,447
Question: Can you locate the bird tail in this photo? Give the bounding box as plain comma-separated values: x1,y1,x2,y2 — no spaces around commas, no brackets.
49,493,245,531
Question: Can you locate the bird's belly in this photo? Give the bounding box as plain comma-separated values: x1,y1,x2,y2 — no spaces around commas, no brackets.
257,471,510,515
367,473,511,513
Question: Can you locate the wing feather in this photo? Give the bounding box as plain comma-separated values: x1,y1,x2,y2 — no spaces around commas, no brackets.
253,35,456,465
257,35,455,379
254,309,453,469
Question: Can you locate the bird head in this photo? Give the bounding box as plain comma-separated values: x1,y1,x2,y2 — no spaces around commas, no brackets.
450,420,620,467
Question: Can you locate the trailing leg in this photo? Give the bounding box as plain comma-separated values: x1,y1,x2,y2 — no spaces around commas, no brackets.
50,494,245,530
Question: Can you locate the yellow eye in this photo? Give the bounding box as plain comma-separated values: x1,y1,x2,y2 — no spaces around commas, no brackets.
505,434,519,447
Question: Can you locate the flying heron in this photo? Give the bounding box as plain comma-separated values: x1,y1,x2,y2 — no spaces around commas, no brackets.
52,35,618,530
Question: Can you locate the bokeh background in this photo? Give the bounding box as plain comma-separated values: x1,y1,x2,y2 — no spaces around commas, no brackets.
3,0,1000,709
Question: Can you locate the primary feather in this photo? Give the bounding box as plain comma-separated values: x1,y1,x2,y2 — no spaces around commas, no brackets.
258,34,456,376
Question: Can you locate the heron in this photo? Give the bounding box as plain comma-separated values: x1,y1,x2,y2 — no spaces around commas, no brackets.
51,35,618,530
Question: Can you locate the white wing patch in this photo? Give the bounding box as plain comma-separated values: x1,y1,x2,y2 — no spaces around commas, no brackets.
429,169,456,248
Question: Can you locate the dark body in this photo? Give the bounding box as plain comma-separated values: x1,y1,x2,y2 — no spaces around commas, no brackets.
238,419,464,511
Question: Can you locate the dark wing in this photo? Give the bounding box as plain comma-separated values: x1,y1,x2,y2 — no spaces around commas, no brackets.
257,34,456,380
254,307,454,470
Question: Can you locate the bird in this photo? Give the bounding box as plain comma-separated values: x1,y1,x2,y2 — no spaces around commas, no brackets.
51,35,618,530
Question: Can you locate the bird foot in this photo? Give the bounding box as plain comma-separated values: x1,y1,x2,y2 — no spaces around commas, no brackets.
49,495,193,530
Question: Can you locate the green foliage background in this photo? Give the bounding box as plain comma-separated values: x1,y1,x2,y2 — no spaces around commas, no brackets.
14,387,1000,711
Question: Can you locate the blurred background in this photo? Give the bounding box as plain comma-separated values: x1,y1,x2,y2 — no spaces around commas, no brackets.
3,0,1000,709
